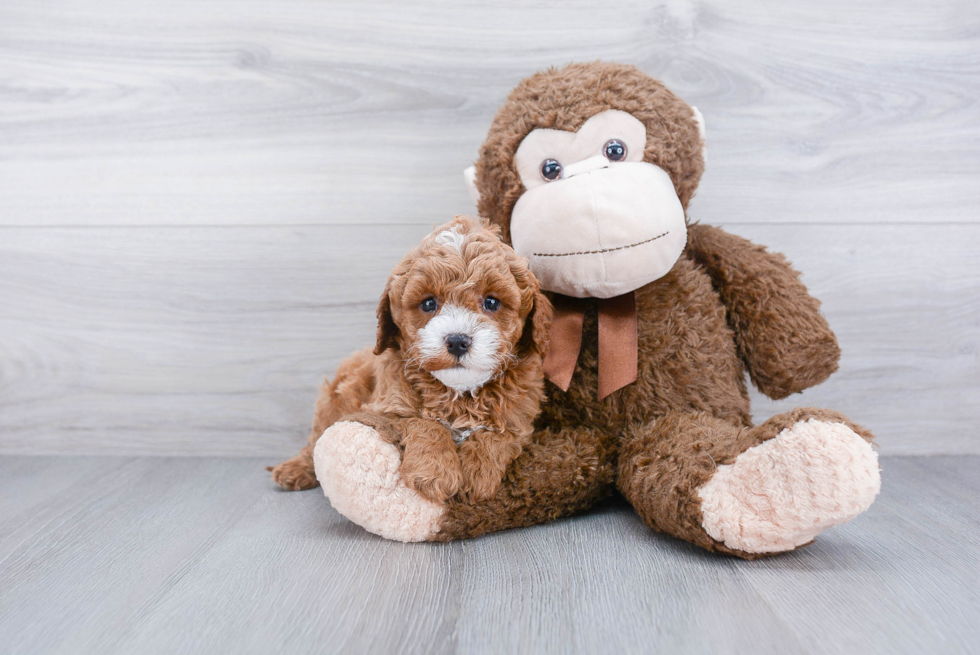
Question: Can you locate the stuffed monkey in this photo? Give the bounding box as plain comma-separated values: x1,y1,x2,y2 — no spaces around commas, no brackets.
291,62,881,558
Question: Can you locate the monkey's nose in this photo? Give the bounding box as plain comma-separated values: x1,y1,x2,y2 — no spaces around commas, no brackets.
445,334,472,358
563,155,610,178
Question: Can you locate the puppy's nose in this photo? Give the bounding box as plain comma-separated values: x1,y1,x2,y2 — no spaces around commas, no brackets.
445,334,472,358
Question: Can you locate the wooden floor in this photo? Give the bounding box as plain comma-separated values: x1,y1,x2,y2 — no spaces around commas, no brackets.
1,455,977,655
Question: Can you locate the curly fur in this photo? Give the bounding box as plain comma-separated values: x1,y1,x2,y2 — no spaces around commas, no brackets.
269,216,552,504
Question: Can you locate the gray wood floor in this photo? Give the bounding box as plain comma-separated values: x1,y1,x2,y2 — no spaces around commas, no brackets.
1,455,977,655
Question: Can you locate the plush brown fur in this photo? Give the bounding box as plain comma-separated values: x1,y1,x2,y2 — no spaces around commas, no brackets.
275,62,871,559
269,216,552,504
431,62,868,557
685,223,840,399
616,408,873,559
474,61,705,243
436,254,753,541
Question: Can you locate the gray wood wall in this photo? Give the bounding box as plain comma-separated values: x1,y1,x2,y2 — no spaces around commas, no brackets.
1,0,977,456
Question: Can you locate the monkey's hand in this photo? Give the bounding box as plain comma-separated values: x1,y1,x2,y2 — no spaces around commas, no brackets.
686,223,841,399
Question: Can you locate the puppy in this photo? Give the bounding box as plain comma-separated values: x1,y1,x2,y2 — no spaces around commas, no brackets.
269,216,552,503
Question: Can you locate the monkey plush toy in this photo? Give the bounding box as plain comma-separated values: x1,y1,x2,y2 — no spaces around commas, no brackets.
313,62,881,558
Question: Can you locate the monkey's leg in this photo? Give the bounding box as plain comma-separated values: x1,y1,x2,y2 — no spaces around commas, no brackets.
313,418,617,542
268,347,375,491
617,409,881,558
436,424,618,540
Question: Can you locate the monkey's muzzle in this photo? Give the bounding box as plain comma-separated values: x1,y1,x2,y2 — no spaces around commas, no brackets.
510,162,688,298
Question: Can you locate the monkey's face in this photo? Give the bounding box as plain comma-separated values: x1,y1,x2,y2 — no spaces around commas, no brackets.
509,110,688,299
469,63,707,299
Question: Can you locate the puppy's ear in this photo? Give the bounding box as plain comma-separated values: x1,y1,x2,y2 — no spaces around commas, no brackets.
374,281,400,355
517,285,553,358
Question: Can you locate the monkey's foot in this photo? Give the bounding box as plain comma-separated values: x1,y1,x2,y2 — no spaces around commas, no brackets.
698,419,880,554
313,420,444,542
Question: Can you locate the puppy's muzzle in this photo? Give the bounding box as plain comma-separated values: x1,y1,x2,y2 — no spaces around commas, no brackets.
445,333,472,358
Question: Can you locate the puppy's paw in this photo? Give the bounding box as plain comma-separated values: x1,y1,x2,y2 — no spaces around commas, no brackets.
458,445,504,502
400,448,463,503
268,456,319,491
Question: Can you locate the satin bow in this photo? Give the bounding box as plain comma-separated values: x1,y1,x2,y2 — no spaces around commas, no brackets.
542,292,638,400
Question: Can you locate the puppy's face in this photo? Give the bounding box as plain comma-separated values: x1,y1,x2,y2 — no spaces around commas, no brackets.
375,217,550,394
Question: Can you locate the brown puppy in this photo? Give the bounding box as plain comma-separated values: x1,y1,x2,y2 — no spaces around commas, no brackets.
269,216,551,504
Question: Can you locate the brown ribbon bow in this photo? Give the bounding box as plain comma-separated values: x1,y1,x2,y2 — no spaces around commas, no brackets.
542,292,638,400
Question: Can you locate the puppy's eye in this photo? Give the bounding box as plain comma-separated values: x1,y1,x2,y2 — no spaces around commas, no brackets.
603,139,627,162
540,159,562,182
420,297,438,313
483,296,501,312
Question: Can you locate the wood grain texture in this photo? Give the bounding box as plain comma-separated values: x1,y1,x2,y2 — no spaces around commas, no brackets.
1,223,977,455
740,457,980,655
2,4,975,651
1,0,978,456
0,224,430,456
0,458,268,655
0,455,977,654
0,0,977,226
734,223,980,455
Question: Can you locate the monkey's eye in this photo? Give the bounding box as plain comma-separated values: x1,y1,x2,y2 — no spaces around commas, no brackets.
420,297,438,313
540,159,563,182
483,296,501,312
603,139,628,162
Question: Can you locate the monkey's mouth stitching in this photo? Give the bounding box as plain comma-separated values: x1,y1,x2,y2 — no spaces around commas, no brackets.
532,231,669,258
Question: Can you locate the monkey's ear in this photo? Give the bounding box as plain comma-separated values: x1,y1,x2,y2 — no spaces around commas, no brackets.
517,286,553,359
463,165,480,205
374,282,400,355
691,106,707,165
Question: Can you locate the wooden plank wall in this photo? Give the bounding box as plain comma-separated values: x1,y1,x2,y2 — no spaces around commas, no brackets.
1,0,977,456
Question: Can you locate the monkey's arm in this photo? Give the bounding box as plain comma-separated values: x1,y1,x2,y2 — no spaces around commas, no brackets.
685,223,840,400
